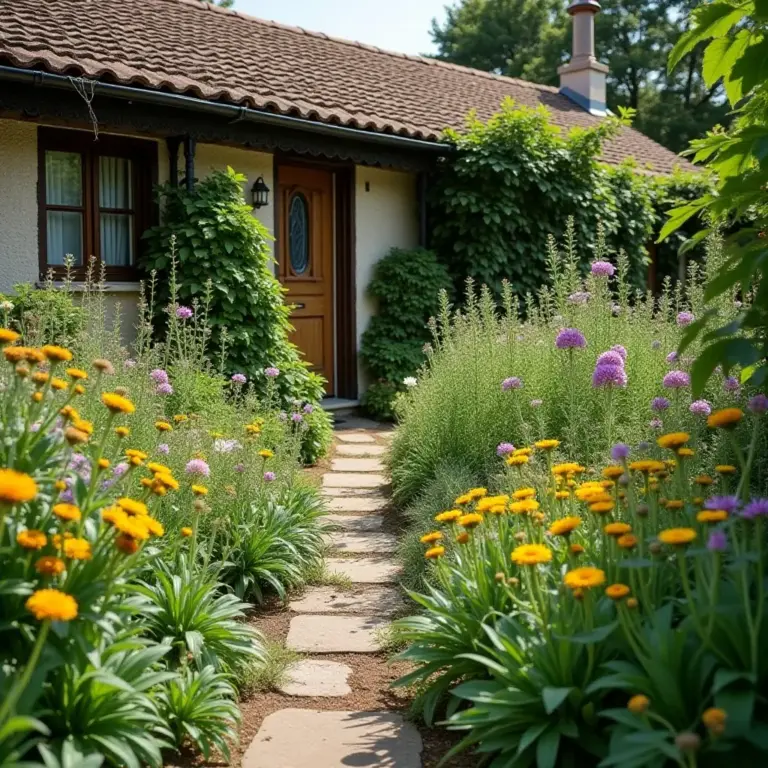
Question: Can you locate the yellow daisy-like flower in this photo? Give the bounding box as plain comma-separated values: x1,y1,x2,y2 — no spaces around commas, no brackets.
715,464,737,474
617,533,638,549
555,490,570,500
425,545,445,559
707,408,744,429
435,509,462,524
602,466,625,480
589,501,615,515
627,695,650,714
63,537,92,560
245,424,261,435
702,708,727,734
72,419,93,436
42,345,73,362
604,522,631,537
192,485,208,496
52,503,81,522
0,468,38,505
657,432,690,451
563,567,606,590
697,510,728,524
0,328,21,344
420,531,443,544
143,516,165,537
31,392,43,403
513,447,533,457
629,460,666,474
50,378,68,391
535,439,560,451
59,406,78,422
26,588,78,621
658,527,696,546
17,529,47,550
456,532,470,544
155,421,173,432
677,447,695,458
181,526,193,537
147,462,172,474
509,499,540,515
259,449,274,459
97,458,110,470
512,487,536,500
548,516,581,536
66,368,88,380
117,497,148,516
125,449,148,460
31,372,49,385
35,555,66,576
102,392,135,414
552,463,583,476
458,513,483,529
507,454,529,466
173,414,188,423
468,487,488,500
695,475,714,486
64,428,88,447
73,384,85,395
476,495,510,512
454,493,472,506
511,543,552,566
115,534,139,554
665,499,684,510
570,543,585,555
605,583,631,600
115,426,130,438
154,472,179,491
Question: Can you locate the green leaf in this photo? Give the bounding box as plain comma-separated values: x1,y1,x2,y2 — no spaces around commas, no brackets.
542,686,573,715
535,727,561,768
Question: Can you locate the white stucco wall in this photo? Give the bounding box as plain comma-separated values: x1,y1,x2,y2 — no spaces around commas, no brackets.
0,119,39,293
354,166,419,390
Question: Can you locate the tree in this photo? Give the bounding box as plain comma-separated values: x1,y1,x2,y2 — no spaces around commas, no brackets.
430,0,731,152
201,0,234,8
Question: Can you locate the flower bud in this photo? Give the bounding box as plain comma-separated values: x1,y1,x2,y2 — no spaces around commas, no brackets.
648,541,663,555
636,503,649,517
514,532,526,543
675,733,701,753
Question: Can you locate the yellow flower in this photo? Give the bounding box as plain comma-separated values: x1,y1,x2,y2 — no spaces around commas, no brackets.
147,462,172,474
570,543,585,555
115,534,139,554
664,499,684,511
513,447,533,457
552,463,583,476
677,447,694,458
74,384,85,395
468,487,488,500
702,708,727,734
154,472,179,491
548,516,581,536
511,543,552,566
125,449,148,460
181,526,193,537
435,510,462,524
600,480,615,489
54,480,67,491
0,468,38,504
476,494,510,512
259,449,274,460
192,485,208,496
245,424,261,435
657,432,690,451
115,426,130,438
509,499,540,515
72,419,93,435
563,567,606,589
715,464,737,474
506,454,529,466
142,516,165,537
535,439,560,450
31,392,43,403
51,378,68,391
42,345,73,362
589,501,615,515
555,491,570,500
604,522,631,537
17,529,47,550
425,546,445,559
52,503,81,522
697,510,728,524
98,458,110,470
155,421,173,432
628,695,650,715
31,372,49,386
456,532,470,544
512,487,536,500
35,555,66,576
102,392,135,414
626,597,639,609
617,534,638,549
695,475,714,486
454,493,472,506
602,465,625,480
707,408,744,429
63,537,92,560
605,583,631,600
458,513,483,529
66,368,88,380
420,531,443,544
629,460,666,474
26,588,78,621
658,527,696,546
173,414,188,423
59,406,78,422
117,497,148,516
0,328,21,344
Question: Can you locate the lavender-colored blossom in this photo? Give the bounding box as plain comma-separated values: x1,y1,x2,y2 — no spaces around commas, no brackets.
214,438,242,453
611,443,630,461
591,260,616,277
651,396,671,412
636,441,651,452
156,383,173,395
568,291,591,305
124,359,136,369
651,340,662,350
502,376,523,391
264,366,280,378
676,311,695,327
723,376,740,393
112,462,129,478
663,370,690,389
742,498,768,520
555,328,587,350
234,463,246,473
596,350,625,368
689,399,712,416
176,306,193,320
263,471,276,483
748,394,768,414
231,373,247,384
59,488,75,503
592,363,628,388
496,442,516,457
707,530,728,552
303,403,314,414
157,443,170,455
291,413,303,424
611,345,627,361
530,398,543,408
650,417,664,430
666,351,678,364
705,495,740,513
150,368,169,384
185,459,210,477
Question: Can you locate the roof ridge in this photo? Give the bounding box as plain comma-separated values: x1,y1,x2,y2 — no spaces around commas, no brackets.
159,0,561,94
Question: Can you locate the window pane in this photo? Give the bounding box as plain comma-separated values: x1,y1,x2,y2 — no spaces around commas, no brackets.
100,213,133,266
47,211,83,266
288,193,309,275
99,156,133,209
45,151,82,206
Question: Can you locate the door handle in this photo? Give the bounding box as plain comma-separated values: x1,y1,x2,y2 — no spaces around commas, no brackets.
294,303,306,310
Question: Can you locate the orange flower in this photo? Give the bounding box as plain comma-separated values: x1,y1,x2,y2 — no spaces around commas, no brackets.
563,567,605,589
115,534,139,554
697,510,728,524
456,532,470,544
605,583,631,600
35,556,66,576
63,538,92,560
52,503,81,522
604,522,631,537
181,527,193,537
0,468,38,504
658,527,696,546
617,534,638,549
17,529,47,550
548,516,581,536
511,543,552,566
425,546,445,559
26,588,78,621
420,531,443,544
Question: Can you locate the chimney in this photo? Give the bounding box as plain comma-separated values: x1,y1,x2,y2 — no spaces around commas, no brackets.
558,0,609,116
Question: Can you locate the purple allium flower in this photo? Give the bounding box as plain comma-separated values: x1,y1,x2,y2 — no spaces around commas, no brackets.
291,413,303,424
689,399,712,417
568,291,591,305
176,306,193,320
263,471,276,483
723,376,740,393
742,498,768,520
651,340,662,350
663,370,690,389
666,351,678,364
611,443,630,461
157,443,170,455
596,350,625,368
650,417,664,430
530,398,543,408
502,376,523,391
556,328,587,350
185,459,210,477
676,311,695,327
748,394,768,414
124,359,137,369
231,373,247,385
214,438,241,453
156,382,173,395
591,260,616,277
59,488,75,503
234,463,246,473
651,397,671,412
611,345,627,361
705,495,740,513
264,366,280,378
112,462,129,478
592,363,628,388
496,442,516,457
150,368,169,384
707,530,728,553
303,403,314,414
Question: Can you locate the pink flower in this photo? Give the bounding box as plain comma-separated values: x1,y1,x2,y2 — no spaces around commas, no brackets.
676,311,694,327
264,471,276,482
264,367,280,378
502,377,523,391
591,260,615,277
663,370,690,389
231,373,247,384
156,382,173,395
176,306,193,320
185,459,210,477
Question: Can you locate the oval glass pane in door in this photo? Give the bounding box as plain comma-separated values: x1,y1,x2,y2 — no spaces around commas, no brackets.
288,193,310,275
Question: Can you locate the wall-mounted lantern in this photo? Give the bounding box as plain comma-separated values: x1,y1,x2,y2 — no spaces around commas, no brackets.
251,176,270,209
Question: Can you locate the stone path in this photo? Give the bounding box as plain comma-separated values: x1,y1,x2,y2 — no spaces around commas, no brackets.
244,423,423,767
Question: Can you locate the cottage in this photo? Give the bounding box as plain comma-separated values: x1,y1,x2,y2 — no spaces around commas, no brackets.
0,0,683,401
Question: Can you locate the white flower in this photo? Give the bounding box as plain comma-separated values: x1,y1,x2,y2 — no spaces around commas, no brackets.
0,301,14,312
403,377,418,389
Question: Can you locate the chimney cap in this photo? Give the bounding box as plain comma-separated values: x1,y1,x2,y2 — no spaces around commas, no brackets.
568,0,601,14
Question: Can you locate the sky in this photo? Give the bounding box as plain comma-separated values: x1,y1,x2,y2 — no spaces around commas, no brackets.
235,0,447,56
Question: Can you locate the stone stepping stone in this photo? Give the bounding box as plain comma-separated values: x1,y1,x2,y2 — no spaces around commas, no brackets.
335,433,375,443
323,472,388,489
243,709,422,768
326,557,400,584
377,431,395,440
324,513,384,531
331,457,386,473
278,659,352,697
336,417,381,430
290,585,403,616
287,615,387,653
331,531,397,554
324,492,389,506
335,443,388,457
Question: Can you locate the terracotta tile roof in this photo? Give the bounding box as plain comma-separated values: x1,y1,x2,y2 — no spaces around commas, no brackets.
0,0,689,173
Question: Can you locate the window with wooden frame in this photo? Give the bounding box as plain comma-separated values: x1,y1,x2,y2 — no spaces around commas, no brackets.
38,127,158,281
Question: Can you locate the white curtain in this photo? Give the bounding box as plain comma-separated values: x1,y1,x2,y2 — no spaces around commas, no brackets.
99,157,133,266
45,151,83,266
